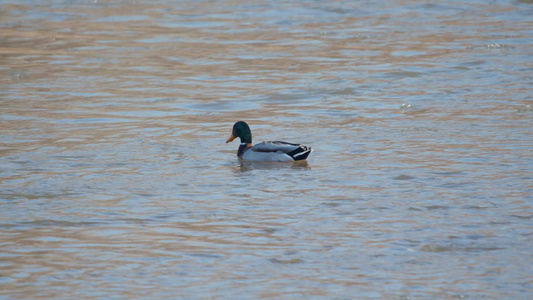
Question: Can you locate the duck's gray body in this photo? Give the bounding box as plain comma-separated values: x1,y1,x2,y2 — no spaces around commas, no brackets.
238,141,312,162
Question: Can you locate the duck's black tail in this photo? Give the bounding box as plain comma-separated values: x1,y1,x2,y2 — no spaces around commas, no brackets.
287,146,312,161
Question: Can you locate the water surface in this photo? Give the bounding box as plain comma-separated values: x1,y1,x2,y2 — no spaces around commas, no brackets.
1,0,532,298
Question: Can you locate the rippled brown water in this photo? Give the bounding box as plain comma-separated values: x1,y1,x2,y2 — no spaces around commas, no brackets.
1,0,532,298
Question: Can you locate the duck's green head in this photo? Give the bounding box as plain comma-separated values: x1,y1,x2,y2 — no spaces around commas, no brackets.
226,121,252,144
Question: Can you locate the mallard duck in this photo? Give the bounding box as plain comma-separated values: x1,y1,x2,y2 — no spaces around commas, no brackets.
226,121,312,162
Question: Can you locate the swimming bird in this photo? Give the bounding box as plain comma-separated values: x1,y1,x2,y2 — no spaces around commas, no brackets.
226,121,312,162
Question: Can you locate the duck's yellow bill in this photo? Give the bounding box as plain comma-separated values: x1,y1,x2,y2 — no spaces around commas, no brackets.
226,134,236,143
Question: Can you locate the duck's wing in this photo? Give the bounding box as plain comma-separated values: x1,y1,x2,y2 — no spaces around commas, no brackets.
251,141,312,161
252,141,301,153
